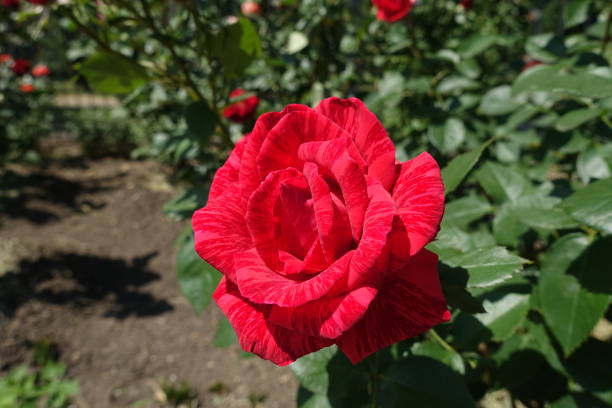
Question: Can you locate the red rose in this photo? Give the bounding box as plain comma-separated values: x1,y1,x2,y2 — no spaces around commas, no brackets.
19,83,34,93
458,0,472,9
11,59,30,76
372,0,416,22
0,54,12,63
31,64,50,77
193,97,449,366
2,0,20,7
522,59,542,72
222,89,260,123
241,1,261,16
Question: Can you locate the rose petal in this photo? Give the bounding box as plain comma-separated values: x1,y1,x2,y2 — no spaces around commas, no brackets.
315,97,396,190
392,152,445,256
192,184,251,282
239,105,311,198
257,109,350,181
268,285,377,339
337,249,450,364
246,168,305,270
209,137,247,202
302,162,353,263
298,137,370,242
235,248,354,307
214,278,333,366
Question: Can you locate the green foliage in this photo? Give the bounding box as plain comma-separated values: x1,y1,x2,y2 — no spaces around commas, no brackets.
0,362,79,408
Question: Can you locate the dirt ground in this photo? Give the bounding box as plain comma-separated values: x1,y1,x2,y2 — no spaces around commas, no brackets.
0,149,297,407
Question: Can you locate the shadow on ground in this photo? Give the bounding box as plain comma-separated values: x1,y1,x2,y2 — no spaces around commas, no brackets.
0,251,173,319
0,169,114,224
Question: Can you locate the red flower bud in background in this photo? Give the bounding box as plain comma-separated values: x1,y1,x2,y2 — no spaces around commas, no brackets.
0,54,12,64
26,0,52,5
372,0,416,23
458,0,472,9
1,0,20,8
31,64,50,77
222,89,260,123
11,59,31,76
19,83,34,93
522,59,542,72
241,1,261,16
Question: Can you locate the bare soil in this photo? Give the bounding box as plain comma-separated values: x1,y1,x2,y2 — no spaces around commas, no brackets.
0,150,297,407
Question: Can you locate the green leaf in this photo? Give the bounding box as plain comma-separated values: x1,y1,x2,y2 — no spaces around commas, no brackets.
566,339,612,405
555,108,603,132
439,264,486,314
476,161,532,202
539,234,610,356
441,139,493,194
478,86,524,116
286,31,309,54
563,0,591,28
176,234,222,314
442,195,491,228
379,357,474,408
515,207,579,230
211,18,262,78
563,177,612,234
513,66,612,99
78,51,148,94
163,187,208,221
411,340,465,374
442,247,529,288
213,315,237,347
475,286,531,341
437,76,480,94
184,102,218,142
292,347,369,408
428,118,466,154
576,148,611,183
458,34,500,58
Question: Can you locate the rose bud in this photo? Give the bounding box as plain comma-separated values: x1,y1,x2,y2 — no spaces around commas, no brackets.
31,64,50,77
222,89,260,123
11,59,31,76
522,59,542,72
241,1,261,16
372,0,417,22
0,54,12,63
19,83,34,93
26,0,53,4
193,97,449,366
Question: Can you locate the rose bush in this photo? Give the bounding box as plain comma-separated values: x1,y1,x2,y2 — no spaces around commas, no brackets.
371,0,416,22
193,97,449,366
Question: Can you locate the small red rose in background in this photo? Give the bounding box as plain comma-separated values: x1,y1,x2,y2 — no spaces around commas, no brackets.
522,59,542,71
11,59,30,76
31,64,50,77
0,54,12,64
222,89,260,123
241,1,261,16
26,0,52,5
193,97,448,366
2,0,20,8
372,0,416,22
458,0,472,9
19,83,34,93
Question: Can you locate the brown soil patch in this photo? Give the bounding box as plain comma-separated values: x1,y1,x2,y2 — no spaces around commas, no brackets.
0,156,297,407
